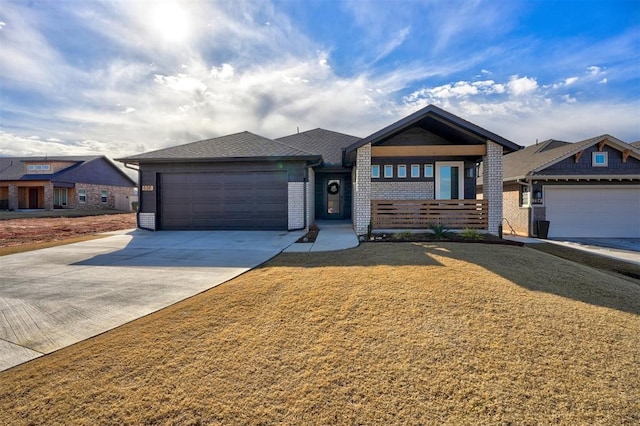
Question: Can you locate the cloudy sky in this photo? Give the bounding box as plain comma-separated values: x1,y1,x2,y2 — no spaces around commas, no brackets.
1,0,639,159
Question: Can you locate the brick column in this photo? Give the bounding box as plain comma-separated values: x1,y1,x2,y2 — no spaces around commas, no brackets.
44,182,54,210
353,143,371,236
483,140,503,234
288,182,305,230
8,184,18,210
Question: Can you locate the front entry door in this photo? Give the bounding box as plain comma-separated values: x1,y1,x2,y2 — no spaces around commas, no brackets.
325,178,343,219
28,188,39,209
436,162,464,200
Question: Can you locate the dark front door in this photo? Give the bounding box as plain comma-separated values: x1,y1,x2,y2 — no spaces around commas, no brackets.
325,178,344,219
28,188,39,209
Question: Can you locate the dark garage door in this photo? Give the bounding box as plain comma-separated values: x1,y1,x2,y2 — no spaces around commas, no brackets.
160,171,288,230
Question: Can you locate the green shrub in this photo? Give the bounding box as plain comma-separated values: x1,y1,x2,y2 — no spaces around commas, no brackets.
459,227,483,240
394,231,413,240
429,223,451,239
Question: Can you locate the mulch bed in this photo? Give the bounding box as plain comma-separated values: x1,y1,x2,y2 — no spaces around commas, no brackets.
368,232,524,246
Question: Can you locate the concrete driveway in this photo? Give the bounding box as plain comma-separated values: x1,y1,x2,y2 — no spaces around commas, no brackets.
0,229,303,372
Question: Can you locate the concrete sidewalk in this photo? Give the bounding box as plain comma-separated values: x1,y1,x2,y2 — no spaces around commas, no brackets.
284,220,360,253
503,235,640,265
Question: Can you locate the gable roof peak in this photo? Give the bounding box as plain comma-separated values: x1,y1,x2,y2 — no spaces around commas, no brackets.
345,103,521,154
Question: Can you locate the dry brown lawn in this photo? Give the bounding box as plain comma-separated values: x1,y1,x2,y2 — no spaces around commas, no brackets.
1,243,639,425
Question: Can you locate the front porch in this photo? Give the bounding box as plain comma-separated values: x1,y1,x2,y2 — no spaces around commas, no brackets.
371,199,488,230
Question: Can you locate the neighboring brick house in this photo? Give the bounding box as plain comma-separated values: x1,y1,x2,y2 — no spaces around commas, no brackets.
487,135,640,238
0,156,137,211
117,105,520,235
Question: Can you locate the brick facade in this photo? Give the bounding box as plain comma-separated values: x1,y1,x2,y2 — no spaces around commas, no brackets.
74,183,135,211
371,181,435,200
288,182,305,230
502,183,530,236
482,140,503,234
353,143,372,236
139,212,156,230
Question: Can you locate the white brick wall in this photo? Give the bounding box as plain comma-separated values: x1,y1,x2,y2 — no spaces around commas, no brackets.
138,212,156,230
371,181,434,200
288,182,305,230
353,143,371,235
482,140,503,234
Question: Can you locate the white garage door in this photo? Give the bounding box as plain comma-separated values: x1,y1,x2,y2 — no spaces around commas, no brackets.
545,186,640,238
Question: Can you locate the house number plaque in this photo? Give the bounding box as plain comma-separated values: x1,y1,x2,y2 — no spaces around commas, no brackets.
142,185,154,191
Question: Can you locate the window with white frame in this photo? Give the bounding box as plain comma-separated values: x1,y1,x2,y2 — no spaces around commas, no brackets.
78,189,87,203
424,164,434,178
411,164,420,178
592,152,608,167
101,190,108,203
384,165,393,178
397,165,407,178
371,164,380,178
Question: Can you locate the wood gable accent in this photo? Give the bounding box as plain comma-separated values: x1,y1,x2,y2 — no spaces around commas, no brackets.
372,145,487,157
574,150,583,163
598,139,607,151
622,149,631,163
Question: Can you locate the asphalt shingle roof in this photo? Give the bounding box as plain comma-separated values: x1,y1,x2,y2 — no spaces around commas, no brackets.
503,134,638,180
119,131,319,162
276,128,361,165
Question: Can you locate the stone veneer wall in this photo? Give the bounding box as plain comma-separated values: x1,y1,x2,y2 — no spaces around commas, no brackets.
502,183,530,236
75,183,135,210
353,143,371,236
482,141,503,234
371,181,434,200
288,182,305,230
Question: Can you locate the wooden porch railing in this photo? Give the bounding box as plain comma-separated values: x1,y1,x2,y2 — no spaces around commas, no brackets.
371,199,488,229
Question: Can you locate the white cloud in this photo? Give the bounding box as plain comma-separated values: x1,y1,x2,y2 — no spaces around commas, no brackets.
0,21,6,29
507,75,538,96
599,78,608,84
564,77,578,85
561,94,576,103
210,63,235,80
587,65,603,75
373,26,411,63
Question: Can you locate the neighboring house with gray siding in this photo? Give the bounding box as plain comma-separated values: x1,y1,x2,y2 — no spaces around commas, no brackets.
487,135,640,238
117,105,520,235
0,156,137,211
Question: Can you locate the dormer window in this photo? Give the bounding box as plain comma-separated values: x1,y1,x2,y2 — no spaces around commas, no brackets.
592,152,608,167
27,164,51,172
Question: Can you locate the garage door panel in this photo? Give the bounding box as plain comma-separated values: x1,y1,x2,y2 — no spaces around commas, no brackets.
160,172,288,230
546,186,640,238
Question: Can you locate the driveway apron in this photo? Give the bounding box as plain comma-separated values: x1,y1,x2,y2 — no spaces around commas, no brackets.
0,229,303,372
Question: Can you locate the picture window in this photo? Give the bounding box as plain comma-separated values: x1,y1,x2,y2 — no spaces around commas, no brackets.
424,164,434,178
371,164,380,178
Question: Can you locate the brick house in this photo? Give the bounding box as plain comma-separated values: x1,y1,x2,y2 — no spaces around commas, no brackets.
117,105,520,235
0,156,137,211
487,135,640,238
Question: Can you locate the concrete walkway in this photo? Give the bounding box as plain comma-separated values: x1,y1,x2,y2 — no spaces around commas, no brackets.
284,220,360,253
